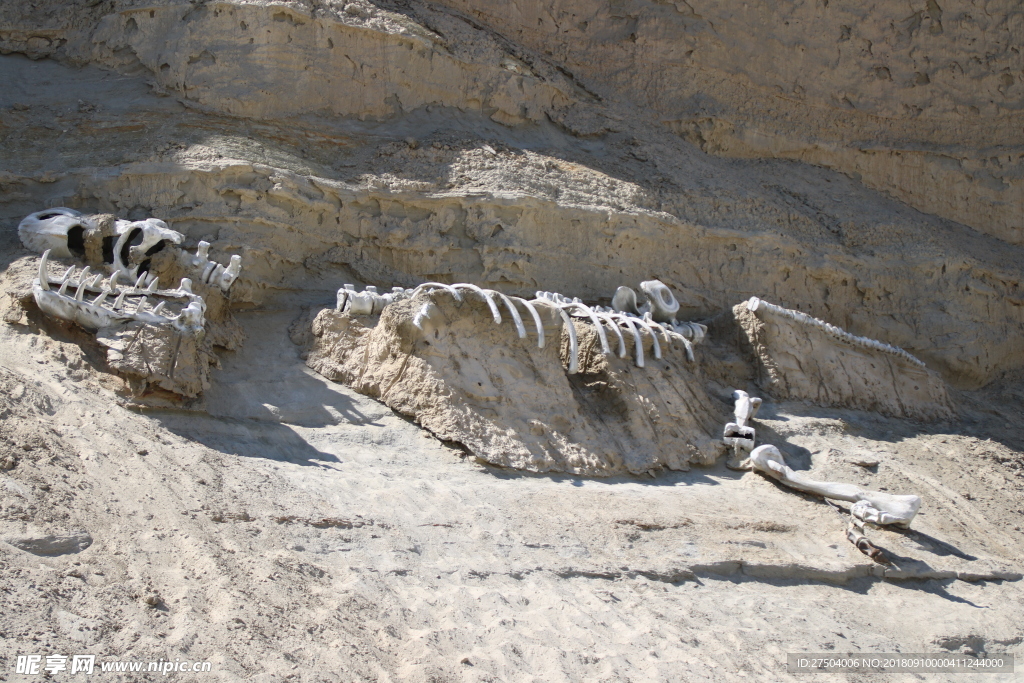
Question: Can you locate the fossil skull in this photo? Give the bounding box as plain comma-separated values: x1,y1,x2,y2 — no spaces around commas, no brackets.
18,208,92,258
18,209,241,293
110,217,184,279
19,209,184,280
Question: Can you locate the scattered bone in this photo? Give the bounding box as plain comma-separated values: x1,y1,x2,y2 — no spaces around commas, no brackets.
723,389,762,468
749,444,920,527
748,443,919,561
846,520,891,564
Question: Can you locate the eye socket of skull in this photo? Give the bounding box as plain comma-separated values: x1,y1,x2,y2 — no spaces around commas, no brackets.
112,219,184,275
67,225,86,258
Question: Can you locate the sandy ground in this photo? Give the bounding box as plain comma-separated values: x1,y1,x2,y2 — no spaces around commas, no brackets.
2,288,1023,682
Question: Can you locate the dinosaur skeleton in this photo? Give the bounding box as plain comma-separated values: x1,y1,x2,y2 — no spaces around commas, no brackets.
749,443,921,564
749,444,921,527
18,208,241,292
746,296,925,368
18,207,247,397
723,389,762,464
33,250,205,333
721,390,920,563
335,281,708,373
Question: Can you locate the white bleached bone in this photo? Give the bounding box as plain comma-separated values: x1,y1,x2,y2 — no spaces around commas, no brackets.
178,241,243,292
201,261,217,284
611,313,645,367
218,255,243,291
640,280,680,323
31,253,207,332
18,208,88,257
723,389,762,464
749,444,921,528
412,301,446,334
747,297,925,368
512,297,545,349
535,292,613,356
611,286,641,316
21,208,242,295
36,251,53,291
452,283,502,323
341,280,705,374
551,304,579,374
196,241,211,261
411,282,464,302
491,291,527,339
597,312,627,358
631,316,662,360
111,217,184,278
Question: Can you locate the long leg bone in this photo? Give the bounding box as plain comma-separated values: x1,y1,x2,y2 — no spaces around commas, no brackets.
749,444,921,528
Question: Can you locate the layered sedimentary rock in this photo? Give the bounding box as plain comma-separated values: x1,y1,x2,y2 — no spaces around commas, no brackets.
2,0,1023,393
424,0,1024,244
301,291,724,475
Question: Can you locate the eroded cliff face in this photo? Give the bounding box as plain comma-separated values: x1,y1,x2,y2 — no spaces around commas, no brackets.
1,0,1023,392
424,0,1024,244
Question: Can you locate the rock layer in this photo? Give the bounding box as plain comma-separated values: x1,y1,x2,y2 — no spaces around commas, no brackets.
2,0,1024,392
